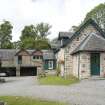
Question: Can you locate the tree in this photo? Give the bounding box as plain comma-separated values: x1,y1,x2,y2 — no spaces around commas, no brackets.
0,20,13,48
2,41,13,49
20,23,51,49
35,39,51,49
13,41,22,49
20,25,38,41
84,3,105,31
36,23,51,38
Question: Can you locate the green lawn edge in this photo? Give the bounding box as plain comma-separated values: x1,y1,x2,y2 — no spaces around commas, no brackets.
0,96,67,105
38,75,79,85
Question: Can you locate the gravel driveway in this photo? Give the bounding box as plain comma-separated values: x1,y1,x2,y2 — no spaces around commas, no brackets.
0,77,105,105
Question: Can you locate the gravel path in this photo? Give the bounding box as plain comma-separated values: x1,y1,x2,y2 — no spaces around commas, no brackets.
0,77,105,105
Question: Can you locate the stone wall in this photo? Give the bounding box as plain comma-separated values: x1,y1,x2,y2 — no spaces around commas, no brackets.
79,53,90,79
64,24,102,76
73,52,105,79
72,54,79,77
72,53,90,79
100,53,105,77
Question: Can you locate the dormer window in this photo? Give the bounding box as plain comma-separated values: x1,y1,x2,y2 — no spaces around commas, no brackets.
37,56,40,59
33,56,36,59
32,55,42,60
32,50,43,61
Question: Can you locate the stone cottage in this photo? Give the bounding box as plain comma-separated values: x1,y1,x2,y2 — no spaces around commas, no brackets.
0,49,56,76
56,19,105,79
55,32,73,76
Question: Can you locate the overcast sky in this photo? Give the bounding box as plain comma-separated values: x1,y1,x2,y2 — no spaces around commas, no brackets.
0,0,105,41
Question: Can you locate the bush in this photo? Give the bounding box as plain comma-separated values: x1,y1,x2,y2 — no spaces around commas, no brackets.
38,73,46,79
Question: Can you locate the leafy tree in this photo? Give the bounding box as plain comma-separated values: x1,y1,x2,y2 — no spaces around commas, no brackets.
84,3,105,31
2,41,13,49
36,23,51,38
20,23,51,49
0,20,13,48
20,37,35,49
20,25,38,41
13,41,22,49
36,38,51,49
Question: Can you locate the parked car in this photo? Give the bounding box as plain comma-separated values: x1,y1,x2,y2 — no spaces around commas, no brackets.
0,73,7,77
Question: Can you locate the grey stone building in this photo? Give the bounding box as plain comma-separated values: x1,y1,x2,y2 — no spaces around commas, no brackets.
56,19,105,79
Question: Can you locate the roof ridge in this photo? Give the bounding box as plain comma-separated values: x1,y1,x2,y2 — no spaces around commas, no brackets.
92,33,105,41
71,33,105,54
62,19,105,48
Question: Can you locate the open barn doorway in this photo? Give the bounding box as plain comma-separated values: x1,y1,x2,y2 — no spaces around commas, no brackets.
20,67,37,76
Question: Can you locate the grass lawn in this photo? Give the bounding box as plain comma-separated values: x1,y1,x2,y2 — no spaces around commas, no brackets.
39,75,79,85
0,96,66,105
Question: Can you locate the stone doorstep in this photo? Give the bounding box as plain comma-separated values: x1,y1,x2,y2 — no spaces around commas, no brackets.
88,76,105,80
79,76,105,80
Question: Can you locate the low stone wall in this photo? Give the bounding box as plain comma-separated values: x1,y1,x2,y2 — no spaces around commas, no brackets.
79,53,90,79
100,53,105,77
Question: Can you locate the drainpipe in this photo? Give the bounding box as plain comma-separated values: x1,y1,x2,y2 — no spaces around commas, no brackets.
78,53,80,79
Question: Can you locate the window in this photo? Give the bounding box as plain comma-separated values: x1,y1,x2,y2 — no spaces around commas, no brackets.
32,55,42,60
18,56,22,64
40,56,43,59
33,56,36,59
37,56,39,59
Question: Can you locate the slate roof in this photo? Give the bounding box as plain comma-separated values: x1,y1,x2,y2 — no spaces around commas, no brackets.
51,32,73,52
0,49,18,60
71,33,105,54
62,19,105,48
0,49,55,60
43,50,55,60
58,32,73,40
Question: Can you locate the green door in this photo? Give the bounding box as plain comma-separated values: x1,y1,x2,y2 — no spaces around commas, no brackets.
91,53,100,75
